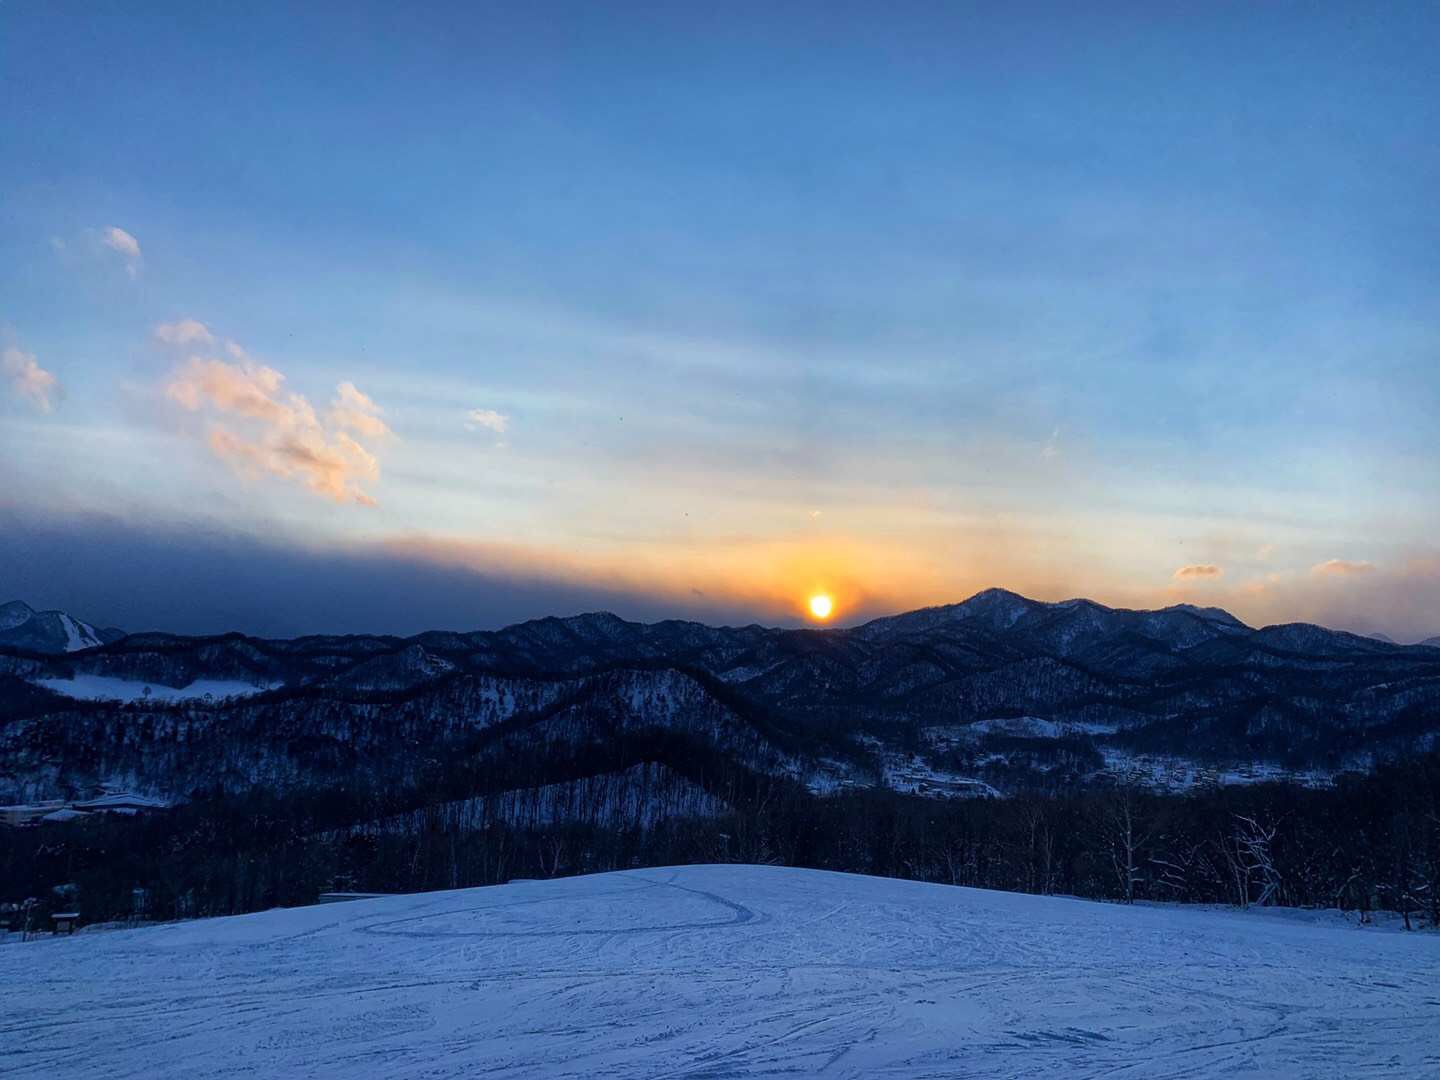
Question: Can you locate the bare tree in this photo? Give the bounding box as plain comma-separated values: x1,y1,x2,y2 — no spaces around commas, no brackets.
1221,814,1282,908
1101,775,1156,903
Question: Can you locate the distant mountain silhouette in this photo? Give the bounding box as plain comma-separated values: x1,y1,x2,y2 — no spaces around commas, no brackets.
4,588,1437,806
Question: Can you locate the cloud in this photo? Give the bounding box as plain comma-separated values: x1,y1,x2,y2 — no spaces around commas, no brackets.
465,408,509,435
0,507,768,638
101,226,142,278
1256,544,1276,560
2,346,60,413
1174,564,1223,580
1040,426,1060,460
161,326,388,505
1312,558,1375,576
154,319,215,347
331,382,391,441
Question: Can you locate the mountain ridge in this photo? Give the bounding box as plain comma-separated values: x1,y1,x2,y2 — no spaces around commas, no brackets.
4,586,1440,807
9,584,1429,650
0,600,124,654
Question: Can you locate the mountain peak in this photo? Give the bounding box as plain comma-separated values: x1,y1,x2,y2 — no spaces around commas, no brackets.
955,588,1039,625
0,601,124,653
0,600,37,631
1162,602,1248,628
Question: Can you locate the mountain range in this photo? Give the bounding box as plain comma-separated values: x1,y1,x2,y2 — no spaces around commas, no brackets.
2,589,1439,806
0,600,124,654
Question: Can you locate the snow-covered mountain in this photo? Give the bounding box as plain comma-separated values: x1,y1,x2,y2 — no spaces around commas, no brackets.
3,587,1440,804
0,600,125,654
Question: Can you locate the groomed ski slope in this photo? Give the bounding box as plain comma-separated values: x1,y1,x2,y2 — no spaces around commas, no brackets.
3,865,1437,1078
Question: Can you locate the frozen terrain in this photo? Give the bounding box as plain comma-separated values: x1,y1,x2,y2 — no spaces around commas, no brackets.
2,865,1438,1078
34,674,277,702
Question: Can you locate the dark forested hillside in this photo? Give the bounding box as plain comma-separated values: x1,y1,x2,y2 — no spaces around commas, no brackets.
4,749,1439,931
4,588,1439,806
4,589,1440,928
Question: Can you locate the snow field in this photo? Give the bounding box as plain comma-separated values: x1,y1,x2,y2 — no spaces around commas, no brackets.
1,864,1437,1078
34,675,276,703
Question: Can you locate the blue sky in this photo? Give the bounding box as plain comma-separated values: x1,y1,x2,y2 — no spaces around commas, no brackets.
2,2,1438,637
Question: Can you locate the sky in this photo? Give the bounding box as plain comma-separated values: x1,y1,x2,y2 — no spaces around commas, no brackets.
2,2,1438,639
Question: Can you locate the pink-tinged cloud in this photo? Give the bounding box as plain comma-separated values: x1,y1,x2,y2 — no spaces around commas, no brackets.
1173,564,1223,580
1312,558,1375,576
2,346,60,413
163,333,388,506
330,381,391,441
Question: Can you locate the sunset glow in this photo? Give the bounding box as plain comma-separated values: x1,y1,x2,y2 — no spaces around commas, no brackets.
808,594,834,621
0,5,1435,641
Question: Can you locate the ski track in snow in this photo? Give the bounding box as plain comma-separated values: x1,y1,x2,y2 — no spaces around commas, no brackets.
2,865,1438,1079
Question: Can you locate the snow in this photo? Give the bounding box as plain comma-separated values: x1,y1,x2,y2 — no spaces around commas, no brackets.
4,864,1436,1078
72,792,169,812
1098,748,1336,792
38,808,88,823
33,675,276,702
57,613,101,652
344,763,724,835
877,751,1004,799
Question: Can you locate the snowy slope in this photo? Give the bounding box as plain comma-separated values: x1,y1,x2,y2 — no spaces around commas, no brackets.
3,865,1437,1079
34,674,276,702
0,600,122,653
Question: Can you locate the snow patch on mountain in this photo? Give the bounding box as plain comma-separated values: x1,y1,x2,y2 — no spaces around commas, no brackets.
0,600,123,653
35,675,278,702
57,613,102,651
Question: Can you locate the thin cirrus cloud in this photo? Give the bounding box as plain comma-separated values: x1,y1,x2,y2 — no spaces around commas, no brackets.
100,226,142,279
1174,564,1223,580
158,320,391,506
1039,426,1060,460
1312,558,1376,576
2,345,60,413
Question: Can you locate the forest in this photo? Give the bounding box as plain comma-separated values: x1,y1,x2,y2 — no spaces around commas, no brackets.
5,729,1438,933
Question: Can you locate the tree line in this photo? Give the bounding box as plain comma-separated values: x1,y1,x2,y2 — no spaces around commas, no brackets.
4,738,1438,931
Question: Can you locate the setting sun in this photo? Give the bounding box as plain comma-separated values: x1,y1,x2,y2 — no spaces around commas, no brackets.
808,593,834,620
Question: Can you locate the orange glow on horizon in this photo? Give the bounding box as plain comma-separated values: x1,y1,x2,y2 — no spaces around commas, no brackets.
384,531,1014,626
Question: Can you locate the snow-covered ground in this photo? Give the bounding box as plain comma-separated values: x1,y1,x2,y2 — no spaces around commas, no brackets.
2,865,1437,1078
1096,748,1337,792
34,674,277,702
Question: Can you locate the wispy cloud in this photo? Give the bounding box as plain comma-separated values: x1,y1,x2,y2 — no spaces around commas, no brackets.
1174,564,1223,580
101,226,142,279
1312,558,1375,576
161,322,389,506
1040,426,1060,460
331,382,391,441
2,346,60,413
154,319,215,347
465,408,509,436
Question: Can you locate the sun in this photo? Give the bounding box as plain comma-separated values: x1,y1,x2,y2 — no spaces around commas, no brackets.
808,593,834,621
